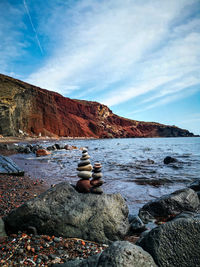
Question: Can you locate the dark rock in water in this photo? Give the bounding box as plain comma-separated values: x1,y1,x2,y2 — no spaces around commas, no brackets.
0,155,24,175
53,241,156,267
4,182,129,244
23,147,31,154
47,145,56,151
32,145,42,154
188,180,200,191
129,216,146,233
54,143,61,149
0,218,7,237
163,156,177,164
137,217,200,267
139,188,199,222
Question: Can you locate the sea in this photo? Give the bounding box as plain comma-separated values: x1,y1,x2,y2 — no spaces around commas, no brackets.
10,137,200,215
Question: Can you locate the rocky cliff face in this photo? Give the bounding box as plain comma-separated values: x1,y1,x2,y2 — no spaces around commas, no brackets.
0,74,194,138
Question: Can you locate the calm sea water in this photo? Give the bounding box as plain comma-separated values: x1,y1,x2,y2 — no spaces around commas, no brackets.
11,137,200,214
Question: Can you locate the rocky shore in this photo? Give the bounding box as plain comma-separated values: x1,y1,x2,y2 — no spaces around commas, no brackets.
1,142,200,266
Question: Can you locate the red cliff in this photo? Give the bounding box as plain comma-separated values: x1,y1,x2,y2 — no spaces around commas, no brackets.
0,74,194,138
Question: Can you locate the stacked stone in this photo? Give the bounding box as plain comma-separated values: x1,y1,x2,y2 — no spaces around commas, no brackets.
90,162,104,194
75,148,92,193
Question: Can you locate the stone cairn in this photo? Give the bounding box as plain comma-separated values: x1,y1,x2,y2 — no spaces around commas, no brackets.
75,148,92,193
90,162,104,194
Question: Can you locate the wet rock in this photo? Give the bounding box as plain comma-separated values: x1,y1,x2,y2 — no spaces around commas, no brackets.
4,182,129,244
137,217,200,267
23,147,31,154
0,155,24,175
188,180,200,191
163,156,177,164
64,145,72,150
139,188,199,222
54,144,61,149
129,215,146,233
128,214,136,223
53,241,156,267
0,218,7,237
32,145,42,154
36,149,51,157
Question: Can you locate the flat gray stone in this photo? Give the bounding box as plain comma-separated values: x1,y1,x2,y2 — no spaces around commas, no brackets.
0,155,24,175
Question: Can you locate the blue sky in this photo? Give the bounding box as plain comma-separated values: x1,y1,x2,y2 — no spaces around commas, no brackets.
0,0,200,134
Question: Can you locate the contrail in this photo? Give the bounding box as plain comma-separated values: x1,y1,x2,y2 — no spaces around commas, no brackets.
23,0,43,54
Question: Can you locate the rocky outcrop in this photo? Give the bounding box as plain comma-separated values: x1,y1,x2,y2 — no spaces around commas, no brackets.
53,241,157,267
0,73,194,138
139,188,199,222
137,216,200,267
4,182,129,244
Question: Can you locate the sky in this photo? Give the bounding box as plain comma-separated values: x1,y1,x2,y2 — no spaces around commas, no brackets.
0,0,200,134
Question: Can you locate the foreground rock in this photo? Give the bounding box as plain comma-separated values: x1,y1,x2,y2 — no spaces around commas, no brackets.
0,155,24,175
139,188,199,222
4,182,129,244
0,218,6,237
53,241,157,267
137,216,200,267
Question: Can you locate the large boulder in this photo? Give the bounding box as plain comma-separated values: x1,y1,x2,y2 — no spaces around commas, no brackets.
137,216,200,267
4,182,129,244
139,188,199,222
53,241,157,267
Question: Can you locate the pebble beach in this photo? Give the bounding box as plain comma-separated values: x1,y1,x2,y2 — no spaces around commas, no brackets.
0,146,117,266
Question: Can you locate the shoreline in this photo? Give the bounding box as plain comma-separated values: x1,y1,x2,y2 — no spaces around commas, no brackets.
0,135,199,145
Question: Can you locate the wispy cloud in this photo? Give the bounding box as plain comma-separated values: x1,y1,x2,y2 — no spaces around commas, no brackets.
26,0,200,111
23,0,43,54
130,86,200,115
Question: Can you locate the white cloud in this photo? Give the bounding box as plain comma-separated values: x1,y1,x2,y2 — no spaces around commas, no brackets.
22,0,200,108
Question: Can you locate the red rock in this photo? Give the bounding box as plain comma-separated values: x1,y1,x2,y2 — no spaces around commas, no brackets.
0,74,194,138
36,149,51,157
75,180,92,193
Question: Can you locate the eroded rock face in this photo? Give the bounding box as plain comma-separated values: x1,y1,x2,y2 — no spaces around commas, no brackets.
53,241,157,267
4,182,129,244
139,188,200,222
0,74,194,138
137,217,200,267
